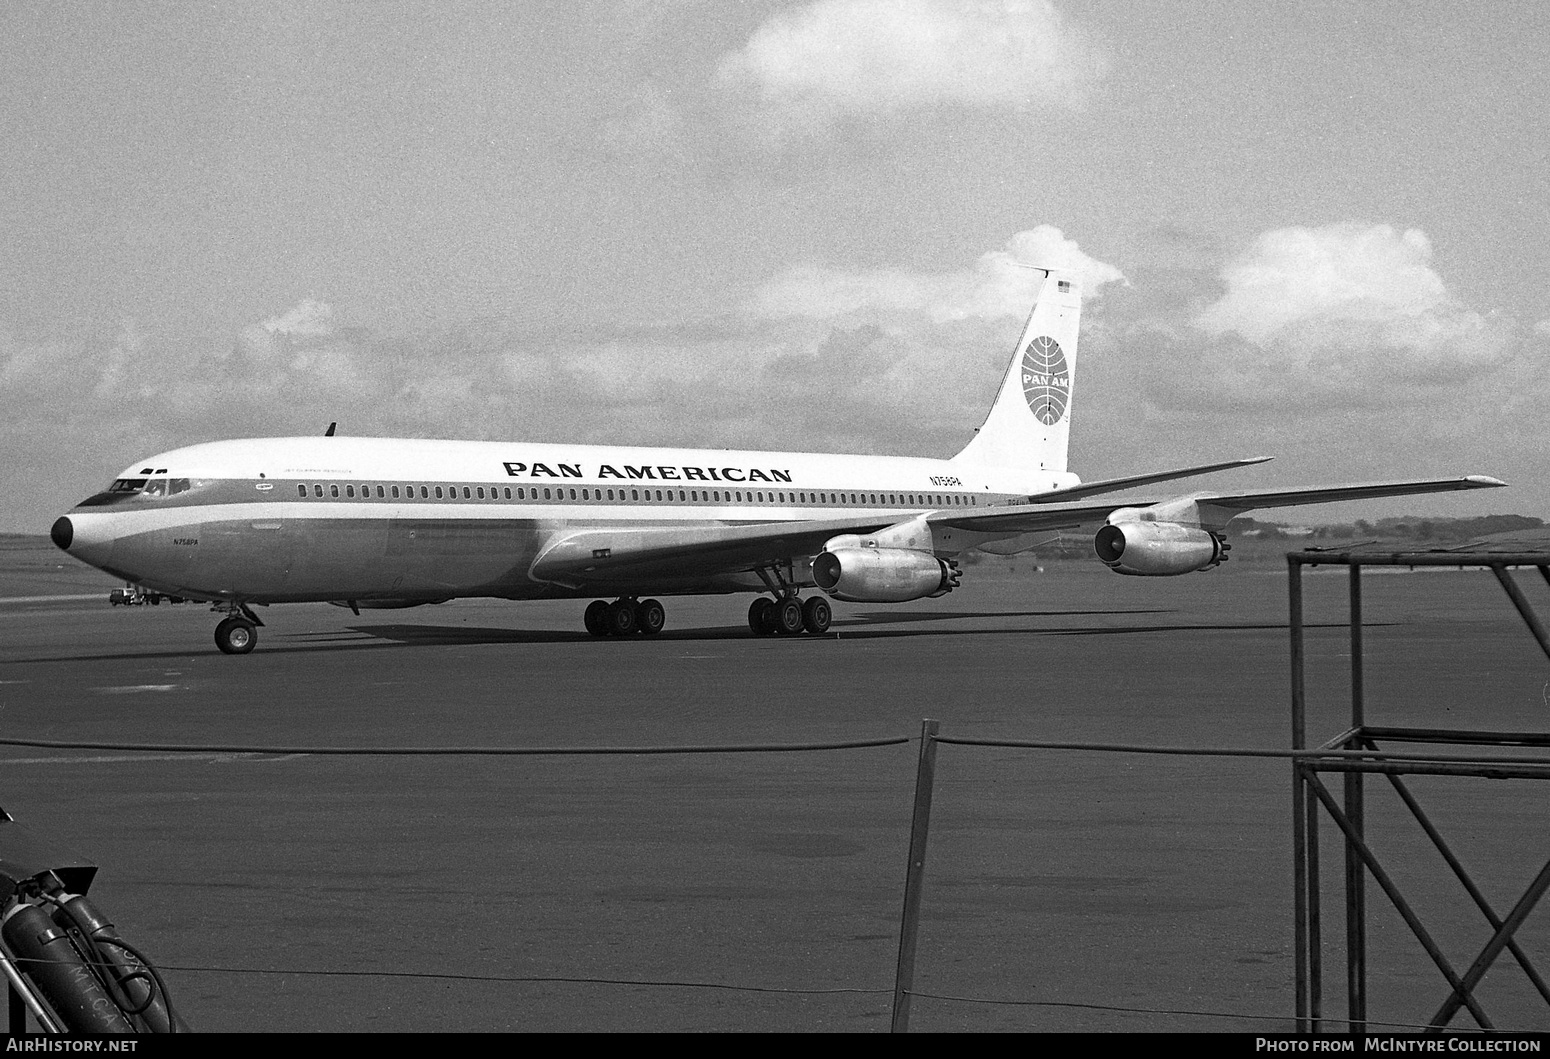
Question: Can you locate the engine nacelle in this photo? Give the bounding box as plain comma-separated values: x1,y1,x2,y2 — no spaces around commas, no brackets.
1093,521,1227,576
813,547,960,602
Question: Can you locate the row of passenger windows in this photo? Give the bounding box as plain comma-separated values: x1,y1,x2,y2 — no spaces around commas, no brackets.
294,482,980,507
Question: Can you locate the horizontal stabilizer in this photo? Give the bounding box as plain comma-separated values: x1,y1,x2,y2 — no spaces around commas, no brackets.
1024,457,1272,504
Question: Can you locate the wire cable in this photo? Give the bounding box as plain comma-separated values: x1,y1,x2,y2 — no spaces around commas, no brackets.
0,735,910,756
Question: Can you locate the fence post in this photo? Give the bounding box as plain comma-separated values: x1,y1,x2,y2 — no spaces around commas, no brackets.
892,718,940,1033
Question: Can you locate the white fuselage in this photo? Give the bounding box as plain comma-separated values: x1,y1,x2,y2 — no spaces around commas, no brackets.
59,436,1079,604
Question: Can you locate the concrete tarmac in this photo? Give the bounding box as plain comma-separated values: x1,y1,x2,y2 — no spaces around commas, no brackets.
1,547,1548,1032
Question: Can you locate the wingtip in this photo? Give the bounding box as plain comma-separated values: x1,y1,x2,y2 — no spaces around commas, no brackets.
1464,474,1508,487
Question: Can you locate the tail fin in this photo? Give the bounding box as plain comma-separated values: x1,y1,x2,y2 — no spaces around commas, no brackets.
952,269,1081,474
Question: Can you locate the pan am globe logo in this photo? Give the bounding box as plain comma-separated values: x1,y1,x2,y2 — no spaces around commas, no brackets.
1020,336,1070,426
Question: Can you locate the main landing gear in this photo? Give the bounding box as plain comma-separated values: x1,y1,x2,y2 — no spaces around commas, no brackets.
584,597,666,637
747,594,831,637
212,602,265,655
745,560,831,637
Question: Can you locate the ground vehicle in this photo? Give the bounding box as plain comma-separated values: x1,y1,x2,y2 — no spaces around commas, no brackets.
108,585,184,606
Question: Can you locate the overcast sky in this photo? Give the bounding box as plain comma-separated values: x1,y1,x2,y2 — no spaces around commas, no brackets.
3,0,1547,533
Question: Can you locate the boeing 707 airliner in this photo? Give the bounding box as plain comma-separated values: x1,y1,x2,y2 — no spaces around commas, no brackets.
50,270,1503,653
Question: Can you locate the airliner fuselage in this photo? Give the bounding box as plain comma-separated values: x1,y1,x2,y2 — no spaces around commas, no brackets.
54,436,1076,606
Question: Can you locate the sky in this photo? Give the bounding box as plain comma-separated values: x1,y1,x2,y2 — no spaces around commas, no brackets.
3,0,1547,533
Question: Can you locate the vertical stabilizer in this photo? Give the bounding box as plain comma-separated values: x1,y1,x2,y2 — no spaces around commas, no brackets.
952,270,1081,474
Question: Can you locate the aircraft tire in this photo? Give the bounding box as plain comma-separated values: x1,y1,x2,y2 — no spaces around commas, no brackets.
214,617,257,655
748,597,774,636
584,600,610,636
606,599,637,636
636,598,666,635
801,596,832,635
773,597,804,635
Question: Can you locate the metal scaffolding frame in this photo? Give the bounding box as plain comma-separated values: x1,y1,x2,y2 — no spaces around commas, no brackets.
1289,549,1550,1034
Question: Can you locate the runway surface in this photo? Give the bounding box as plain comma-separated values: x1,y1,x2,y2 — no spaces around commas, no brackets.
1,540,1548,1032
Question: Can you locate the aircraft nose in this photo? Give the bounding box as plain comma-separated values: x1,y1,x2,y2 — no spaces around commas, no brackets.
50,516,73,551
53,509,117,569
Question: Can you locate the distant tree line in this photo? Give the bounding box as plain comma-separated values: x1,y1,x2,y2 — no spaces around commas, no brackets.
1301,514,1543,542
990,514,1546,563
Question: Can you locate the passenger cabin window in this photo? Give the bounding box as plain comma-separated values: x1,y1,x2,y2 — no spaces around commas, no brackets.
298,485,307,497
330,485,339,498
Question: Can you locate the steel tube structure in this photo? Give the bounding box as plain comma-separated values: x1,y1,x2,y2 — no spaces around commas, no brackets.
1288,548,1550,1033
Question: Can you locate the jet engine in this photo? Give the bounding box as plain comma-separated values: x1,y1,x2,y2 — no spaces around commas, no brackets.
813,548,961,602
1093,521,1228,576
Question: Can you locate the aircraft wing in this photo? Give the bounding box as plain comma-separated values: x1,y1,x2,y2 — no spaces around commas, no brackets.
930,474,1507,534
529,475,1506,585
1180,475,1508,513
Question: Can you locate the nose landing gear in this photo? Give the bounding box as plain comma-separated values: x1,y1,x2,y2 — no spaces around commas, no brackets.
212,603,264,654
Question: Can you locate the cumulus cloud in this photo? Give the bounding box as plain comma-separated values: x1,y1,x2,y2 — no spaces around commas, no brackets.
717,0,1106,135
237,298,336,360
1192,224,1515,381
751,225,1124,322
1059,218,1550,507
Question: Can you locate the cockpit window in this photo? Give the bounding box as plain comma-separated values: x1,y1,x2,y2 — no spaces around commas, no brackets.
168,478,190,495
108,478,148,493
143,479,167,497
